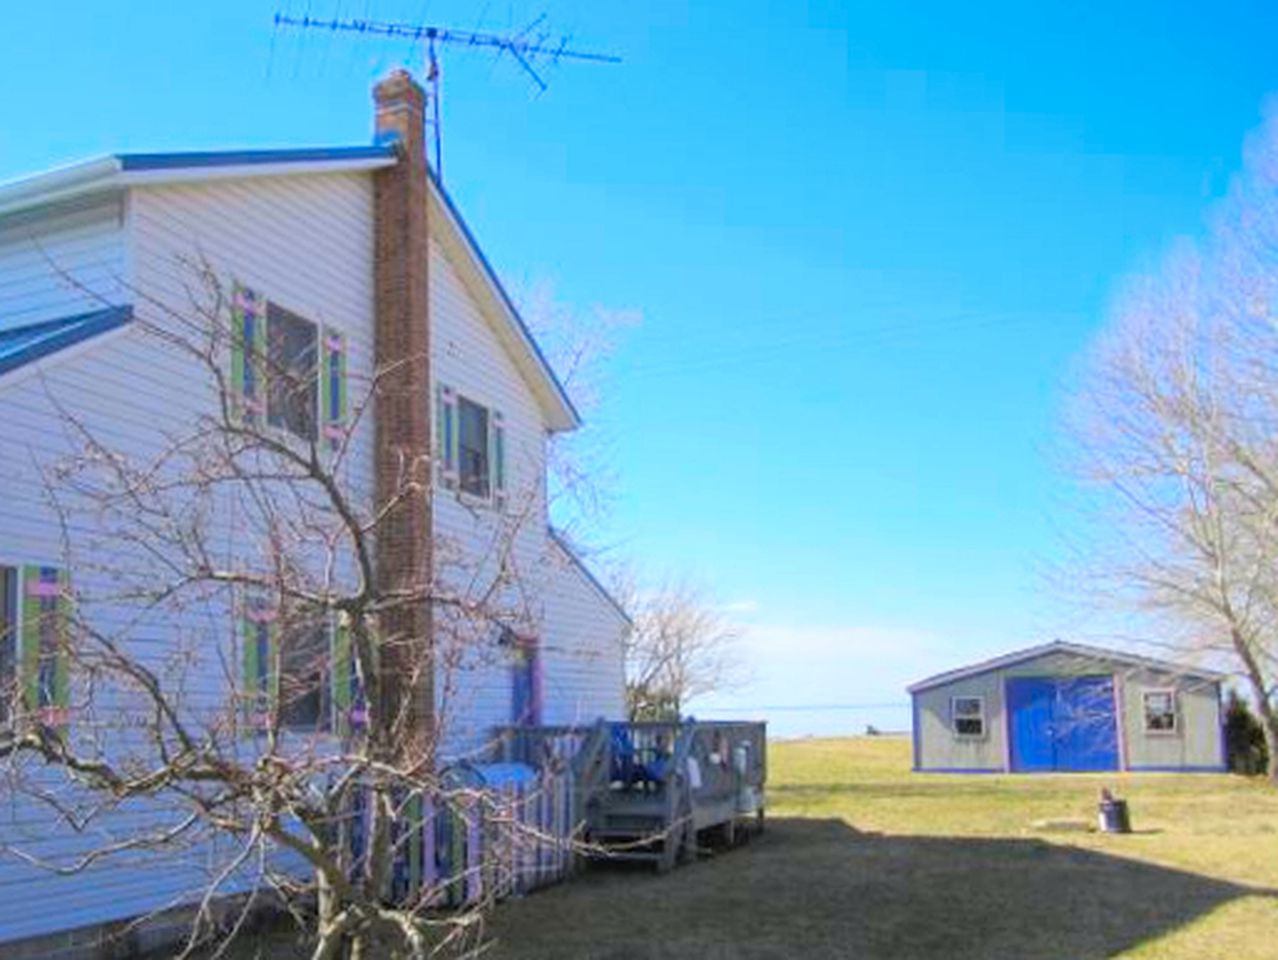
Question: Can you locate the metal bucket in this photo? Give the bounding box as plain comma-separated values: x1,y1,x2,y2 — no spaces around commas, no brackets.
1098,798,1132,834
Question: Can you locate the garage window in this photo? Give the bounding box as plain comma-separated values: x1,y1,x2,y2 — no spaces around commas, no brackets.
952,696,985,738
1142,690,1177,734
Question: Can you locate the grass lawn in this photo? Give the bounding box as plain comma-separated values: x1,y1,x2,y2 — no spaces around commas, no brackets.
484,736,1278,960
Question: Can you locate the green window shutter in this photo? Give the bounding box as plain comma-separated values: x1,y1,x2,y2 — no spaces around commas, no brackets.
321,328,348,452
241,610,258,724
332,612,352,737
230,284,267,426
408,793,424,892
20,565,70,725
437,385,459,489
52,569,70,717
242,599,279,730
491,410,507,507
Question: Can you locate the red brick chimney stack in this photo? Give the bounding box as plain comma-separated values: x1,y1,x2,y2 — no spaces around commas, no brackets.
372,69,433,754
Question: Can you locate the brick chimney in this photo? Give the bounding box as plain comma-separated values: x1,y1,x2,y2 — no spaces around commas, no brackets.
372,70,433,756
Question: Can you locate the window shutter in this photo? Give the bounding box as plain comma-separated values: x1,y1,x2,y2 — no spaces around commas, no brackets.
321,328,348,452
20,565,70,726
437,385,459,489
332,612,352,736
242,599,278,730
230,285,267,426
491,410,507,507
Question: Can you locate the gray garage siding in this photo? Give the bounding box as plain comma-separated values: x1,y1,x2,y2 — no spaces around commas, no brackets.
911,645,1225,773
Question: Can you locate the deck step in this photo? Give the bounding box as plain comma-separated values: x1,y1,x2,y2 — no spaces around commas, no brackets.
589,849,663,863
591,825,668,840
598,818,664,833
598,792,669,812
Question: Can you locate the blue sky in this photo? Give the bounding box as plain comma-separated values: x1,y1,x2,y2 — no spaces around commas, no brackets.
3,1,1276,735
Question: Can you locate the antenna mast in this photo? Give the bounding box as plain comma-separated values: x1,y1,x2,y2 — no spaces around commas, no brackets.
273,12,621,180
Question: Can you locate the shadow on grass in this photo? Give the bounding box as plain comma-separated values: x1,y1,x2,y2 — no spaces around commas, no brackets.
486,817,1275,960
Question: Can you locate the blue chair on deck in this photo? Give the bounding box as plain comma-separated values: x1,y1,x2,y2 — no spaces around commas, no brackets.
610,724,669,791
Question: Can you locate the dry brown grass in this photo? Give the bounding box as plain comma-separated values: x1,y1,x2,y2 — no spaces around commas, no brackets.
485,736,1278,960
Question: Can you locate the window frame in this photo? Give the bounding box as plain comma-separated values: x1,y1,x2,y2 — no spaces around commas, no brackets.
951,695,986,739
264,302,321,444
457,394,491,499
1141,688,1179,735
277,609,334,734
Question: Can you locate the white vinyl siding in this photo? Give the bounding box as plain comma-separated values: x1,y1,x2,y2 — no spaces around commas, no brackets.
0,195,126,333
540,538,628,726
0,163,625,947
0,172,375,945
430,234,553,756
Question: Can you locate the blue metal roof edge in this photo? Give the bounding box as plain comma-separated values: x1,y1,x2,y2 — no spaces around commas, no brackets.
117,145,396,172
0,305,133,377
548,528,632,626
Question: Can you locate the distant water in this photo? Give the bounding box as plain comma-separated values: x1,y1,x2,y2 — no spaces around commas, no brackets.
687,702,912,739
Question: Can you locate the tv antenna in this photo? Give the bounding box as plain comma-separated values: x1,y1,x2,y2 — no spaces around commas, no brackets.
273,12,621,179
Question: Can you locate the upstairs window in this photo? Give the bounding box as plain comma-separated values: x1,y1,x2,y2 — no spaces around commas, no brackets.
952,696,985,738
437,387,507,504
1143,690,1177,733
0,566,15,725
266,303,319,443
459,397,490,498
229,286,347,449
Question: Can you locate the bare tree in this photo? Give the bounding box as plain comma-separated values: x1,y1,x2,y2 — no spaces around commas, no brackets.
619,576,743,722
1068,110,1278,779
517,279,638,538
0,263,572,958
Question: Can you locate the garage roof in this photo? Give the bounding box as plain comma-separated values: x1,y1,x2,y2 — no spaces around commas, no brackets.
907,640,1227,695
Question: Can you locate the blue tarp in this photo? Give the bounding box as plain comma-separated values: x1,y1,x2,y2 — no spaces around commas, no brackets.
465,762,537,789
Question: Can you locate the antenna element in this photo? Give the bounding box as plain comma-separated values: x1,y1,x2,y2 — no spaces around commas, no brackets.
273,12,621,179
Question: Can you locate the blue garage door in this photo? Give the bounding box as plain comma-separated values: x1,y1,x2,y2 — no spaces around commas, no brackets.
1007,676,1119,772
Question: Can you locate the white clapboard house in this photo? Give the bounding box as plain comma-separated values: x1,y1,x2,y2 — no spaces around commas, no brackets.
0,71,629,951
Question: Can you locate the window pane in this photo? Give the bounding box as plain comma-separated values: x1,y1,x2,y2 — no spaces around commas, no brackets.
955,717,984,736
459,397,490,497
954,697,982,717
266,304,318,443
0,567,14,725
280,614,329,731
1144,692,1176,731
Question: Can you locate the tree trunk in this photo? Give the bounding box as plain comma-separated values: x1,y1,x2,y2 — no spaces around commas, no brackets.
1255,694,1278,782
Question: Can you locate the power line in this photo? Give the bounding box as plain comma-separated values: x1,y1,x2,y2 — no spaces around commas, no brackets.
614,310,1045,383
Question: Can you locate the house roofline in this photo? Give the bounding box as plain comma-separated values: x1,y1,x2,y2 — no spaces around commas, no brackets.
0,147,399,218
0,305,133,378
906,639,1227,695
0,146,579,431
548,528,632,627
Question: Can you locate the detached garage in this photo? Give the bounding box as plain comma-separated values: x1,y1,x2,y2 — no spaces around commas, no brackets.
909,641,1226,774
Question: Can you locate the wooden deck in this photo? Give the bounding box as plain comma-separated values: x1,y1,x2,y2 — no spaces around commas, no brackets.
493,719,767,872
